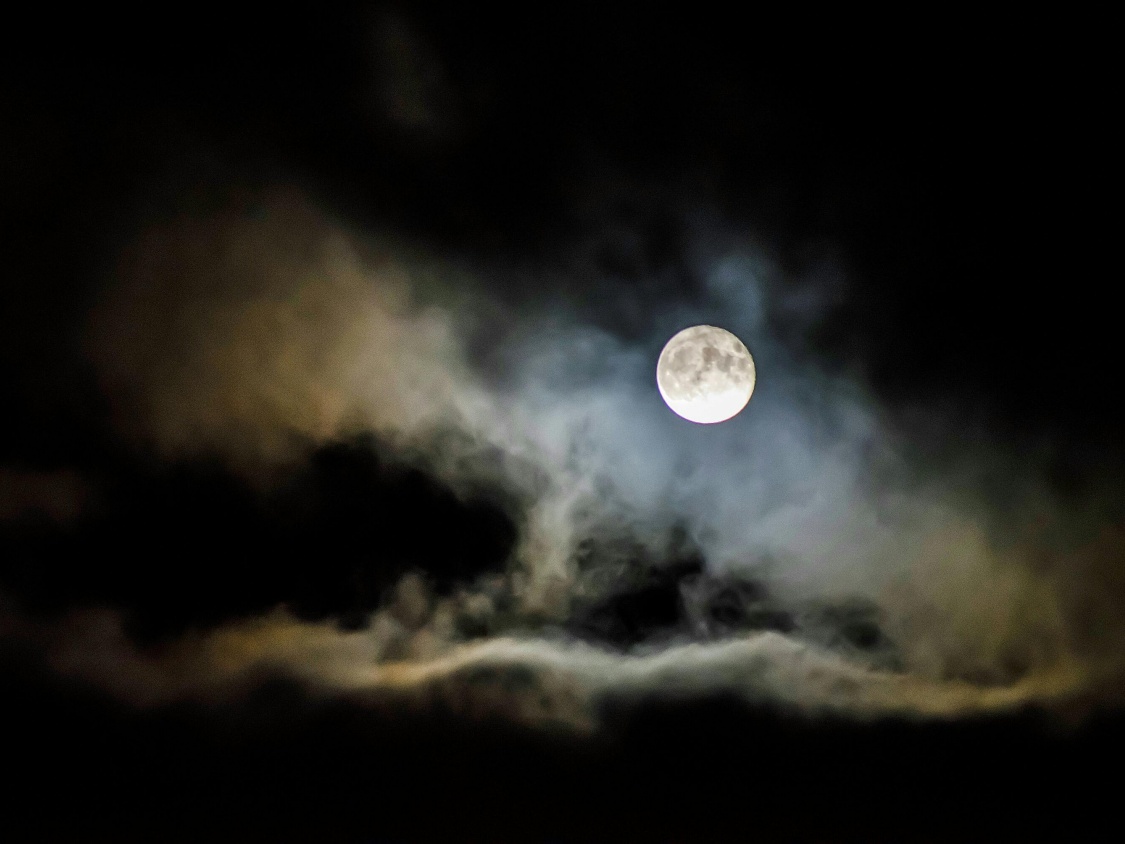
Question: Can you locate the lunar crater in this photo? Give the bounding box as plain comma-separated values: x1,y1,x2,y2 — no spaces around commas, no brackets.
656,325,756,424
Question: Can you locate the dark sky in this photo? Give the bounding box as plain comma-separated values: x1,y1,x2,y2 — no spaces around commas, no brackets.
3,7,1116,442
1,6,1120,842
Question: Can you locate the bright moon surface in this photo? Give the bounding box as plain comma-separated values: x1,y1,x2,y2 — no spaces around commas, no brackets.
656,325,756,424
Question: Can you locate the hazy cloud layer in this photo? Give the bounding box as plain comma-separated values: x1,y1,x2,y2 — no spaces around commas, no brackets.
0,469,89,524
6,185,1111,726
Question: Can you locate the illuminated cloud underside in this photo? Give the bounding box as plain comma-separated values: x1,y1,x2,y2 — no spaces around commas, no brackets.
18,608,1101,731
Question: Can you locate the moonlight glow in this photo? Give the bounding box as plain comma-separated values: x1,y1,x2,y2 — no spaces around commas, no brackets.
656,325,756,424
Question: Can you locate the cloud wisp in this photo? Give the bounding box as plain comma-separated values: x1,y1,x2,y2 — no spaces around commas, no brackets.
5,185,1115,728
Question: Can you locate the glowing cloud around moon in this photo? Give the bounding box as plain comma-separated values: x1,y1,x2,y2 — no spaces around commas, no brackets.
656,325,756,424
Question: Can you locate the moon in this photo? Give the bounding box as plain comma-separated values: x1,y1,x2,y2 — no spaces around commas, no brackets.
656,325,756,424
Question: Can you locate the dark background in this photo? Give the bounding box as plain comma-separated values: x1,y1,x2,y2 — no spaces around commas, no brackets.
1,5,1118,841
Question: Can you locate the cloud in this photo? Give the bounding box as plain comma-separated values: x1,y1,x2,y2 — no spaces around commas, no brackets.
369,6,464,147
46,181,1123,728
0,468,89,524
2,601,1104,735
87,191,468,468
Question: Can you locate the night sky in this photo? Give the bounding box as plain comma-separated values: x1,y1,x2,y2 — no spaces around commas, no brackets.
2,6,1120,842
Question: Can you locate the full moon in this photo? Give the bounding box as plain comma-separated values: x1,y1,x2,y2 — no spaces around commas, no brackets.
656,325,756,424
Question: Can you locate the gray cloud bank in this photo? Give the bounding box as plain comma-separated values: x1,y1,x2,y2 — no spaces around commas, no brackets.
5,186,1120,729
